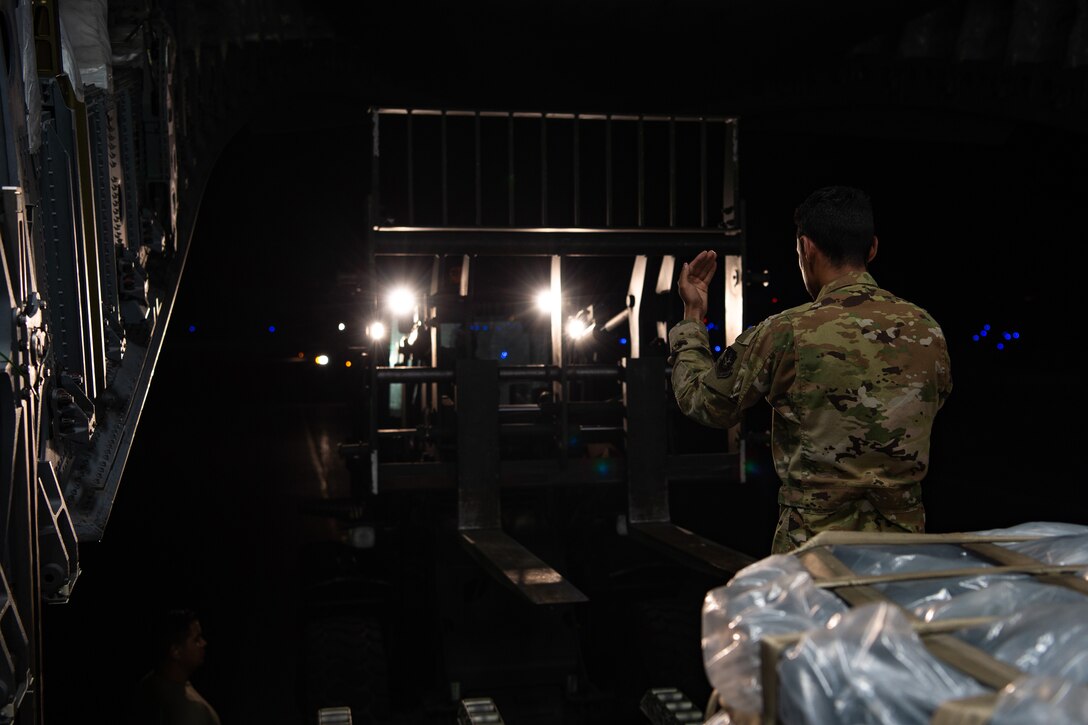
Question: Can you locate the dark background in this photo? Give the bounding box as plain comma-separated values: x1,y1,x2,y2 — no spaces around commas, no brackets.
42,1,1088,723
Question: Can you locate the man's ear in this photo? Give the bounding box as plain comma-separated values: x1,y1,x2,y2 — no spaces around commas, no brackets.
868,236,879,264
799,235,815,263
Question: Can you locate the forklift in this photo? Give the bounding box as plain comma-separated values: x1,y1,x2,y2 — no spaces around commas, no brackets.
304,108,757,724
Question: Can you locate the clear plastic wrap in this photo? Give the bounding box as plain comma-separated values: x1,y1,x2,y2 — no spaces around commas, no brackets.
975,521,1088,538
701,523,1088,722
776,603,986,725
701,555,847,715
875,574,1028,615
828,526,1088,616
828,543,992,576
58,14,84,102
1005,534,1088,566
957,602,1088,684
920,580,1088,622
990,676,1088,725
60,0,112,92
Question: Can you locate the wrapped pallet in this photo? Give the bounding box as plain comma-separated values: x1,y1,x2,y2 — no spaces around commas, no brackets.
701,523,1088,724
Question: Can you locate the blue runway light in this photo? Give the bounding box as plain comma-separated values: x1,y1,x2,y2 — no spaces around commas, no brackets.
1013,332,1020,339
499,351,509,360
714,345,722,353
268,325,276,333
619,337,628,345
188,325,196,333
996,343,1005,350
972,335,979,342
482,325,489,331
983,324,991,331
980,330,988,337
1003,332,1011,340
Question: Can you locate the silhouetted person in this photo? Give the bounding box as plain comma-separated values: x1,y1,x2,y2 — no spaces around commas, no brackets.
129,609,222,725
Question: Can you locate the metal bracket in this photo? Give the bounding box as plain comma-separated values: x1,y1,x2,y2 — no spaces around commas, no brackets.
37,461,80,602
14,295,46,395
0,564,30,717
50,373,95,445
627,255,648,359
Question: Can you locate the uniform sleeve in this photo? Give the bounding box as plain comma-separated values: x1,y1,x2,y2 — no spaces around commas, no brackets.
668,316,792,429
937,333,953,410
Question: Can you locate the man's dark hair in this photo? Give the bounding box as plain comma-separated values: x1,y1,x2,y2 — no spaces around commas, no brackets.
793,186,875,267
152,608,199,662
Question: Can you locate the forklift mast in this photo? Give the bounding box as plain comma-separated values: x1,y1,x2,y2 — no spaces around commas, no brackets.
362,108,756,607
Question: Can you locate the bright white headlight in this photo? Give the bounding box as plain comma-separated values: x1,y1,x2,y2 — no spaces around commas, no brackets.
387,287,416,316
536,289,560,314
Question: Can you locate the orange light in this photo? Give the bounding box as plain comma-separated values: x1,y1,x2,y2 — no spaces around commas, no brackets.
344,360,352,368
297,351,304,359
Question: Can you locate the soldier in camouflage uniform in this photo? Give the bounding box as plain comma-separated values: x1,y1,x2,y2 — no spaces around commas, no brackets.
669,186,952,553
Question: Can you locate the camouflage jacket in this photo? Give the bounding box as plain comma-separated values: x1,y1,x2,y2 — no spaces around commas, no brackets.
669,271,952,550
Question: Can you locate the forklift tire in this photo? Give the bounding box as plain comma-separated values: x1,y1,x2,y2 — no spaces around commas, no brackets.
303,615,390,724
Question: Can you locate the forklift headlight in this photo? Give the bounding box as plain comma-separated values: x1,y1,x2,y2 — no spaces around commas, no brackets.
567,317,594,340
387,286,416,317
535,289,561,314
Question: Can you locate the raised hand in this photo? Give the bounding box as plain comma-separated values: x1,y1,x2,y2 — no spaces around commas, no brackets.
678,250,717,322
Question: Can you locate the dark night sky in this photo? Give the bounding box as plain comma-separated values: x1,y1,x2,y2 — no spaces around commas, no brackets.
40,2,1088,723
